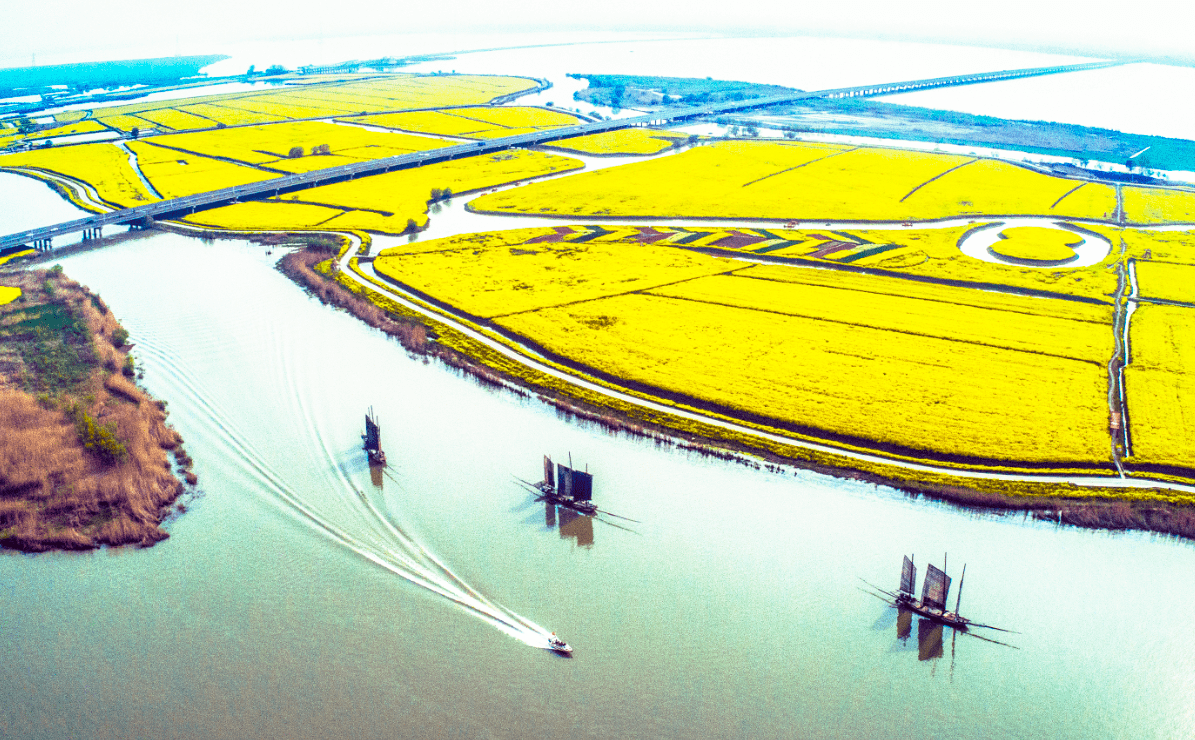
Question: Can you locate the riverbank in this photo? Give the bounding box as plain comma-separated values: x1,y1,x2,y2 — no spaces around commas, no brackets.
0,266,192,552
271,241,1195,542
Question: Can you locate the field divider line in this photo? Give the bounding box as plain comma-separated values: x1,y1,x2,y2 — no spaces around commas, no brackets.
641,291,1109,366
340,241,1185,490
730,271,1114,324
740,147,859,188
898,158,978,203
131,139,294,175
1050,182,1088,210
682,244,1115,306
485,266,744,320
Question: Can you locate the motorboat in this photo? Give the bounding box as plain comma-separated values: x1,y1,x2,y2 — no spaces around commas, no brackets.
547,633,572,654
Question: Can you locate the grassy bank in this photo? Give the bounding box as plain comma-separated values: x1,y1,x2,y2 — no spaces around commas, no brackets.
0,266,191,552
276,243,1195,542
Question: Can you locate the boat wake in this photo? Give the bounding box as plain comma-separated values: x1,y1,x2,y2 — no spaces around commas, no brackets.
138,332,557,650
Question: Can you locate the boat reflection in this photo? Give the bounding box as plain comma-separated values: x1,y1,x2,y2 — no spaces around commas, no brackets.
917,618,945,662
545,503,594,548
369,464,384,490
896,607,913,642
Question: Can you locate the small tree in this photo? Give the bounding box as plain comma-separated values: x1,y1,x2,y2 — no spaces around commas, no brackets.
405,218,418,234
288,146,304,158
130,126,139,139
312,143,331,155
430,187,443,202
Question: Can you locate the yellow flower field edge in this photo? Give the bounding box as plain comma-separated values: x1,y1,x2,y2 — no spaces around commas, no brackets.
371,227,1118,474
264,241,1195,541
468,140,1119,223
546,129,691,156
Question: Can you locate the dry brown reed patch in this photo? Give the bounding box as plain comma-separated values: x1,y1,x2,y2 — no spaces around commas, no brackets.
0,267,187,552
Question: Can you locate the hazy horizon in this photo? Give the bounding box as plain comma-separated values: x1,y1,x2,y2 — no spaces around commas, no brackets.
4,1,1193,71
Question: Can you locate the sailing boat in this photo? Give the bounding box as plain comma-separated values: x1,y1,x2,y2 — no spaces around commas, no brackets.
896,554,969,630
535,454,597,514
362,406,387,466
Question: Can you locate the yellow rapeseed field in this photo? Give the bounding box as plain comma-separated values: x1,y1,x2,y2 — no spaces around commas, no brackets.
0,142,158,208
353,110,498,137
132,108,221,132
368,224,1114,467
183,201,346,231
625,223,1119,301
650,273,1112,362
128,141,277,198
54,110,88,123
0,286,22,304
212,98,354,121
24,119,108,139
1124,368,1195,469
442,106,581,129
1134,261,1195,304
1123,186,1195,224
497,293,1111,464
1130,304,1195,374
276,150,583,233
987,226,1083,261
469,141,1116,222
374,228,740,317
77,75,539,134
1125,304,1195,469
176,103,287,127
548,129,687,155
93,114,156,133
0,250,34,267
144,121,447,168
906,159,1117,220
1120,228,1195,263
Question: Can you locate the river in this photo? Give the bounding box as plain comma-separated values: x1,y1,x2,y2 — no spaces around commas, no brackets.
3,157,1195,739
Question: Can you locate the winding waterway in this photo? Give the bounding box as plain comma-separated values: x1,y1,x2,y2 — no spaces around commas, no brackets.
3,168,1195,739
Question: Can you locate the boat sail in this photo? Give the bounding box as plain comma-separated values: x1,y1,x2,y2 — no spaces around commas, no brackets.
362,406,386,466
892,554,969,630
899,555,917,600
536,454,596,514
921,563,952,613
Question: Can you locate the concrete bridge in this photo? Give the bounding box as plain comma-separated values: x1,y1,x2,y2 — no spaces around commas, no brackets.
0,58,1124,254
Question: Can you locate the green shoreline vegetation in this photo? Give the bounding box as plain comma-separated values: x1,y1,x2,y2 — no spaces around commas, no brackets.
0,266,192,552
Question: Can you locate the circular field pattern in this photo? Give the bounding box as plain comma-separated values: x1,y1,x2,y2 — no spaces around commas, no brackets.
957,219,1112,269
988,226,1082,265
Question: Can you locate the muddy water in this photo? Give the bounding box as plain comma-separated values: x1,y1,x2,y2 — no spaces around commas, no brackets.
2,173,1195,738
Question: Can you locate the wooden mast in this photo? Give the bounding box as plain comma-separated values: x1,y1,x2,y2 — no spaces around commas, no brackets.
954,564,966,616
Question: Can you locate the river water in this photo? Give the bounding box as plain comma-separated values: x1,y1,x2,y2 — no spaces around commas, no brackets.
6,35,1195,736
3,158,1195,739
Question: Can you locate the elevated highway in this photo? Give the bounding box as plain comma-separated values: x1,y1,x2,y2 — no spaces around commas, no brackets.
0,58,1124,254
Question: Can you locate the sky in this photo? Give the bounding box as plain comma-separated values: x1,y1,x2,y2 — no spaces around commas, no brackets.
4,0,1194,70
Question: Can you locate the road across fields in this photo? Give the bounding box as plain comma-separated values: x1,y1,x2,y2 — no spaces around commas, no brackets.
0,58,1124,254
